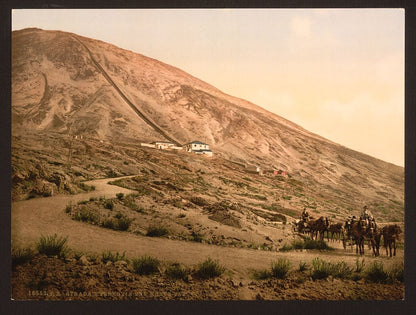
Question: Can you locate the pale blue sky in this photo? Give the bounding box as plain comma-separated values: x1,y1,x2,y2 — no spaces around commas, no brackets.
12,9,404,166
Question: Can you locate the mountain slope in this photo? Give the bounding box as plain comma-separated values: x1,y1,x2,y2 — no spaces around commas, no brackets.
11,28,404,217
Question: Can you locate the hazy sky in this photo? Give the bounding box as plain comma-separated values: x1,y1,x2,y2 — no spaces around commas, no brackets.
12,9,404,166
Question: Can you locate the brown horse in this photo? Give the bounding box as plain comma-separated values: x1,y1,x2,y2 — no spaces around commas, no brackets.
309,216,330,240
327,222,344,242
382,224,402,257
349,220,366,255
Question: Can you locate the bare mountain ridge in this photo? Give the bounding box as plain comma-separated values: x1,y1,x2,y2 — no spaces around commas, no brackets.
11,28,404,210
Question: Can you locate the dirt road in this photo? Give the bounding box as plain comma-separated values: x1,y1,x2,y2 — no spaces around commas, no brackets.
11,176,403,280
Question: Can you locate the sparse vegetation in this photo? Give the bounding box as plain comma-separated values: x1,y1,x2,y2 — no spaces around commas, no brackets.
271,258,291,279
146,225,169,237
116,192,124,200
104,200,114,210
365,262,388,283
298,261,308,271
252,269,271,280
12,247,35,267
189,231,204,243
165,262,190,280
194,257,225,279
310,258,333,280
73,208,100,224
101,251,127,264
131,255,160,275
279,238,333,251
36,234,69,258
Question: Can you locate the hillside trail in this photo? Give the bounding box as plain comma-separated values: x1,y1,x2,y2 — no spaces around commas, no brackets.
12,175,403,297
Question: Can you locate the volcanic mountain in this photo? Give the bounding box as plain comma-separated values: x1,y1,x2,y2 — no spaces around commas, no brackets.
11,28,404,218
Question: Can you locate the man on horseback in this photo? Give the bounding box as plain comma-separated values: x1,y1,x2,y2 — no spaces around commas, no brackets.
301,208,309,222
360,205,374,222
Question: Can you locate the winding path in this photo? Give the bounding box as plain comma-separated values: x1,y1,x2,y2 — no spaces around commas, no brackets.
12,175,402,282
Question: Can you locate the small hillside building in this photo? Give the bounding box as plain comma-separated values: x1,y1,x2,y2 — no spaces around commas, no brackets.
185,141,213,157
153,141,175,150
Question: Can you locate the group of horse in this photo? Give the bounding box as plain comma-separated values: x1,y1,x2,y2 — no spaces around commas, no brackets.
292,215,402,257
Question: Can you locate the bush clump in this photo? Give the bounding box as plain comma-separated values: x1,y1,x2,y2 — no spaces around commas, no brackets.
37,234,69,258
388,262,404,283
101,214,134,231
299,261,308,272
131,255,160,275
271,258,291,279
330,261,353,279
116,193,124,200
310,258,333,280
303,238,333,250
165,262,190,280
12,247,35,268
104,200,114,210
73,208,100,224
194,257,225,279
365,261,388,283
189,231,203,243
146,225,169,237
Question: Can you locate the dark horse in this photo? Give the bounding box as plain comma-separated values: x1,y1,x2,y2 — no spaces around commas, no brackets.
308,216,330,240
349,219,379,256
382,224,402,257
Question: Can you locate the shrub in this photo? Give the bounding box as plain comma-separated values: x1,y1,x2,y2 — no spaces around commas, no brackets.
12,247,35,267
303,238,333,250
101,215,133,231
291,239,304,250
89,197,97,202
299,261,308,271
146,225,169,237
101,218,116,230
310,258,332,280
104,200,114,210
365,262,388,283
252,269,271,280
331,261,353,279
101,251,127,264
279,243,293,252
116,193,124,200
117,216,134,231
194,257,225,279
190,231,203,243
37,234,69,258
65,203,72,213
178,213,186,218
166,262,190,280
388,262,404,283
132,255,160,275
355,258,365,273
271,258,291,279
73,208,99,224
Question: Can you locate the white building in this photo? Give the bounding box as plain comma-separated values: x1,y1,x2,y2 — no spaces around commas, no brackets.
153,141,175,150
185,141,213,157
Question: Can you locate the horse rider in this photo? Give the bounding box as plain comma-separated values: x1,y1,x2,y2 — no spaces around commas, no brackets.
301,208,309,222
360,205,374,225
